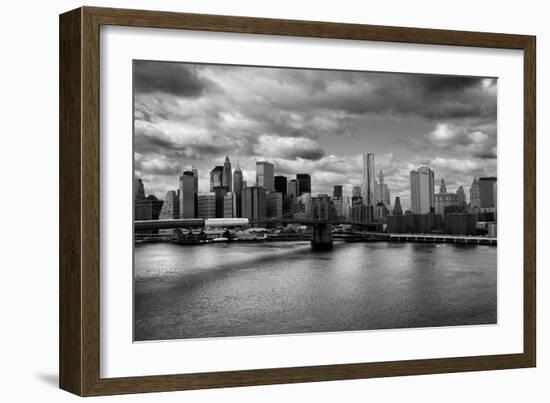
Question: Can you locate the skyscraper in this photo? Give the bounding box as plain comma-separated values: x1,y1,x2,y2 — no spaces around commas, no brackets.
274,175,287,196
333,185,343,199
470,177,481,209
134,178,152,221
362,153,375,206
298,193,313,218
266,192,283,218
197,194,216,219
242,186,267,225
134,178,146,201
256,161,275,191
287,179,298,199
375,170,390,205
159,190,179,219
479,177,497,208
210,166,224,191
296,173,311,196
331,197,343,218
222,156,232,192
233,162,244,217
410,166,435,214
223,192,236,218
439,178,447,194
393,196,403,216
192,165,198,193
352,186,362,198
457,186,466,207
179,170,197,218
435,178,458,215
213,186,228,218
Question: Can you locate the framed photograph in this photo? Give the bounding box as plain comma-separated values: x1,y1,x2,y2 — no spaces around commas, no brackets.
59,6,536,396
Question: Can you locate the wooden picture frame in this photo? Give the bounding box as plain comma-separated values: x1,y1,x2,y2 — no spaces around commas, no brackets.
59,6,536,396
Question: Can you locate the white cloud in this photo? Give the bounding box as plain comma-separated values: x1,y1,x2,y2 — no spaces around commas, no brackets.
253,135,324,160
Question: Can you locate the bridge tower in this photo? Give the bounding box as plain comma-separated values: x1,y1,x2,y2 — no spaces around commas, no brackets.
311,223,333,250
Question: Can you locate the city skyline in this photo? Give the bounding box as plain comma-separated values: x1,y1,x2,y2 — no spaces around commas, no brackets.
134,61,497,210
137,152,495,224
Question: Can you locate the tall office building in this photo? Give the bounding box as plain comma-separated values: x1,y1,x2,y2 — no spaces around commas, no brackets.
210,166,224,191
392,196,403,216
469,177,481,209
297,193,312,218
479,177,497,208
159,190,179,219
362,153,375,206
242,186,267,224
331,197,343,218
296,173,311,196
134,179,158,221
136,198,162,222
192,165,198,193
233,162,244,217
375,170,390,205
179,170,197,218
222,156,232,192
352,186,363,207
457,186,466,207
134,178,146,201
213,186,228,218
287,179,298,199
374,202,389,220
274,175,287,196
223,192,236,218
435,179,458,215
134,178,150,220
256,161,275,191
197,194,216,219
333,185,343,199
342,195,352,218
410,166,435,214
266,192,283,218
439,178,447,194
285,179,298,216
350,205,370,223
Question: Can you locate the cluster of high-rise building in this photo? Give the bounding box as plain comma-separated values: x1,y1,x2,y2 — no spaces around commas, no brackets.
388,167,497,236
134,153,497,236
141,157,318,225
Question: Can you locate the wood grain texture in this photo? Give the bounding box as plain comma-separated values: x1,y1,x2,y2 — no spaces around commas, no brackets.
59,8,83,396
523,38,536,367
59,6,537,396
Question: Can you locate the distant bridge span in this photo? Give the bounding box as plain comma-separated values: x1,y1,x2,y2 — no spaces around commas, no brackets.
134,218,379,231
134,219,496,247
134,218,381,249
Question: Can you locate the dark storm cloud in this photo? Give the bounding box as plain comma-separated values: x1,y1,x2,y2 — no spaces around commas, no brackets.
413,75,485,93
260,69,496,122
134,61,215,97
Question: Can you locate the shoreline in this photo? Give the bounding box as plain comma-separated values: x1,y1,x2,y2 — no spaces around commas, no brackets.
134,235,497,246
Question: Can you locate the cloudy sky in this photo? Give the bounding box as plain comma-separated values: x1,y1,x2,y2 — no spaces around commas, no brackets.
133,60,497,210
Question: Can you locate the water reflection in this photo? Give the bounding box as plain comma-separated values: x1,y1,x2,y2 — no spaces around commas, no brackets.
134,241,497,341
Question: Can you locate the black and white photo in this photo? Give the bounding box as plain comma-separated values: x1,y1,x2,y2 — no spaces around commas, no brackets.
133,60,498,341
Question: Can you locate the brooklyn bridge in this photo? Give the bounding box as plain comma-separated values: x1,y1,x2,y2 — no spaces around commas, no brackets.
134,218,496,249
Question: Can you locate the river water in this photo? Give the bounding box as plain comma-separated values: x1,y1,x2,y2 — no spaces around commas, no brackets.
134,241,497,341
